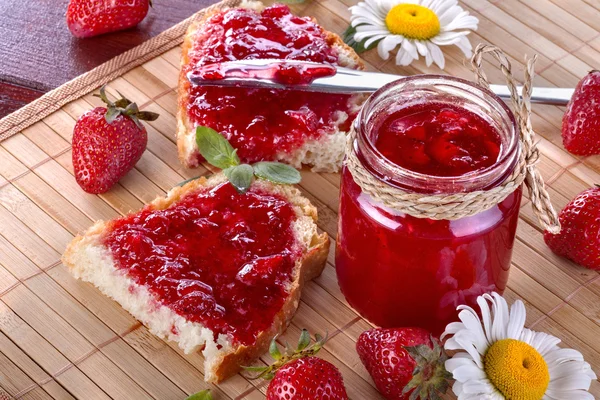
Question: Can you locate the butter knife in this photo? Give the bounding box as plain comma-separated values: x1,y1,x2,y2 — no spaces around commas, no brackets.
188,59,574,106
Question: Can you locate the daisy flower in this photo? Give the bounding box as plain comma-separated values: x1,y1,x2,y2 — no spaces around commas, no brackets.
442,292,597,399
349,0,479,69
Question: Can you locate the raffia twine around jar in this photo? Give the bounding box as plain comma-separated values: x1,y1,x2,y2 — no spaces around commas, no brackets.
344,44,561,234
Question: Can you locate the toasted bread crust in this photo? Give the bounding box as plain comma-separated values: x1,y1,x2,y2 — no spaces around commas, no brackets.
62,174,329,383
176,1,365,169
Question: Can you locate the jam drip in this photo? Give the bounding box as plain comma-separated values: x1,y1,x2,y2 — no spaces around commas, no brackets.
104,183,300,346
374,103,502,176
184,5,355,163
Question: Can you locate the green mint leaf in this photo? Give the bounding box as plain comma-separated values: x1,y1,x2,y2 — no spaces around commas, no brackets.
253,162,301,185
185,389,212,400
196,126,240,169
342,24,381,54
224,164,254,194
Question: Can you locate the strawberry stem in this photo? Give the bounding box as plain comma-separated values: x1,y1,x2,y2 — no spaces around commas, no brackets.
402,335,453,400
243,329,328,380
93,85,159,127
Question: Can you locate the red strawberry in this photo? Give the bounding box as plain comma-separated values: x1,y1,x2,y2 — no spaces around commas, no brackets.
357,328,451,400
544,186,600,270
72,86,158,194
66,0,152,38
267,357,347,400
247,330,348,400
562,70,600,155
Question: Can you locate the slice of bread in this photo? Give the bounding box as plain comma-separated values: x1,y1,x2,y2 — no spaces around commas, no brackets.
62,173,329,383
177,0,366,173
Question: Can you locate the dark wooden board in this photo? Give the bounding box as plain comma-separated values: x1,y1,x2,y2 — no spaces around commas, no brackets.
0,0,218,118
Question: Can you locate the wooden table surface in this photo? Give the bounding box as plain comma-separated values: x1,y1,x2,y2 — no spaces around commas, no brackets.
0,0,218,119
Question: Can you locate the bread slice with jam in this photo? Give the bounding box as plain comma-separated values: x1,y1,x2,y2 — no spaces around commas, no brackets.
177,0,366,173
62,173,329,383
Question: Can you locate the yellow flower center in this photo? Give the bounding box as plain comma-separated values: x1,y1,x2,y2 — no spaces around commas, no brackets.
484,339,550,400
385,4,441,40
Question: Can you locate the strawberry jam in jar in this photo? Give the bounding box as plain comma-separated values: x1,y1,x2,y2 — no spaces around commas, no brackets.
336,76,521,334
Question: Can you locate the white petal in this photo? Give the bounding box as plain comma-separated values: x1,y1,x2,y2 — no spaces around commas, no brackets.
352,17,386,28
477,295,494,344
395,40,418,66
520,327,535,346
354,29,389,41
457,308,489,354
402,38,418,58
415,40,428,56
437,3,463,26
426,40,445,69
431,30,468,46
462,379,496,394
446,353,478,376
443,12,479,31
506,300,526,339
376,35,402,59
452,380,464,397
522,329,561,356
489,292,509,342
584,362,597,379
451,364,487,382
442,321,465,341
364,34,387,48
453,330,483,367
549,360,590,380
455,35,473,59
547,373,594,392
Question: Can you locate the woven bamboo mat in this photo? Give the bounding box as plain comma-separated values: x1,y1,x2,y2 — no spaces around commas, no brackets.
1,0,600,398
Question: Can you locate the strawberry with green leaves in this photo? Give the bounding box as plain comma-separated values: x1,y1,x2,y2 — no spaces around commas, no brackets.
67,0,152,38
357,328,452,400
253,330,348,400
186,330,348,400
72,86,158,194
544,185,600,271
562,70,600,155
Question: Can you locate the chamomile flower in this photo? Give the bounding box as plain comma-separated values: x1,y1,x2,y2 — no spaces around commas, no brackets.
442,292,597,399
349,0,479,69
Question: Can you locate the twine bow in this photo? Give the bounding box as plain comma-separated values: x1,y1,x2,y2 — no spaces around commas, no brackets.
345,44,561,234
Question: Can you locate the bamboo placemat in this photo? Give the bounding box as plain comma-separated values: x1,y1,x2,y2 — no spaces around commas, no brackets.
0,0,599,398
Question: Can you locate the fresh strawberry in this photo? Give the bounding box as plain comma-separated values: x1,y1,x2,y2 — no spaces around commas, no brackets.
72,86,158,194
267,356,347,400
246,330,348,400
357,328,451,400
562,70,600,155
66,0,152,38
544,186,600,270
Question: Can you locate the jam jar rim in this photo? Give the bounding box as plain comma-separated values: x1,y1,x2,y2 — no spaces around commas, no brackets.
353,74,520,194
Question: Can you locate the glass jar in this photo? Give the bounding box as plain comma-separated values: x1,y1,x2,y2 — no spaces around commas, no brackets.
336,76,522,334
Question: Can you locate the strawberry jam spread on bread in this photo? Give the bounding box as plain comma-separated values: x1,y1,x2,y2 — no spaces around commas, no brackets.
179,3,361,169
104,182,300,345
63,174,329,383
